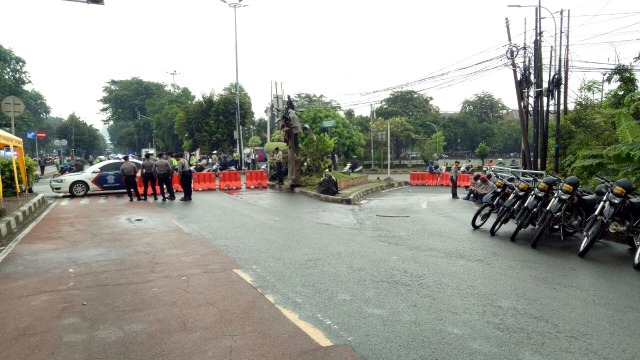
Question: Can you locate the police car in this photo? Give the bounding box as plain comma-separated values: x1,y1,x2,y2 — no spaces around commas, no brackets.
50,159,142,197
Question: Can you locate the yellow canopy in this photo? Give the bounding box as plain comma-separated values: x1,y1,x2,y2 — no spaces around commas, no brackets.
0,129,28,196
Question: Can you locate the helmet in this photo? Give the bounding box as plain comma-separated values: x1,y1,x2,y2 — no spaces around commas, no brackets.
595,184,607,196
564,176,580,188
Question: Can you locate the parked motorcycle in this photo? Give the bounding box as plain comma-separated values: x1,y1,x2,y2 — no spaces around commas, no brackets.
578,176,640,258
489,173,536,236
509,175,558,241
529,175,598,248
470,174,515,229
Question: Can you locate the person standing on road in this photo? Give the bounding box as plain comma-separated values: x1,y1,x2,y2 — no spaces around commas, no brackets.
450,160,460,199
38,158,46,176
274,147,283,185
120,155,142,202
153,153,175,201
175,153,192,201
141,153,158,201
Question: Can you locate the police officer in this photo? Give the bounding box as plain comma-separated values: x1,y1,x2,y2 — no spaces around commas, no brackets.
141,153,158,201
153,153,175,201
175,153,192,201
120,155,142,202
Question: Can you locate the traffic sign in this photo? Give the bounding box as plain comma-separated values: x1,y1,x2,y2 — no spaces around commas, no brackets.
322,120,337,128
1,96,24,117
54,140,61,146
36,130,46,140
26,130,36,140
61,139,68,146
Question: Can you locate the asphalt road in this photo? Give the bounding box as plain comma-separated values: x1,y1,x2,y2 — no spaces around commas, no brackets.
32,177,640,359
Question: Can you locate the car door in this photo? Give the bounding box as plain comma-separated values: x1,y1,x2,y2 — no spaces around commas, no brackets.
91,162,126,190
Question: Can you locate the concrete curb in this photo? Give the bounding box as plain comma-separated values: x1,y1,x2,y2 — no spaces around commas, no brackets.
294,181,410,205
0,194,47,240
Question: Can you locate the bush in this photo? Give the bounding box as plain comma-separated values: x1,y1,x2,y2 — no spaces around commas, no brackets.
0,156,36,195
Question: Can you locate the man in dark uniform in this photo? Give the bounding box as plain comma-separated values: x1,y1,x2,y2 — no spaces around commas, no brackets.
120,155,142,202
175,153,192,201
153,153,175,201
141,153,158,201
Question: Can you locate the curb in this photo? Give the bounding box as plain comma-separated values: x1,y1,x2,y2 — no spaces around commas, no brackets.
294,181,410,205
0,194,47,240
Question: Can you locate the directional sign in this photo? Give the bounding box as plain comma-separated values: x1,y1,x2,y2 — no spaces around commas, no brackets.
322,120,337,128
1,96,24,117
36,130,47,140
61,139,68,146
54,140,61,146
26,130,36,140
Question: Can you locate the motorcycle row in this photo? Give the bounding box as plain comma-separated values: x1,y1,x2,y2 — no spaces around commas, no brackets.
469,170,640,271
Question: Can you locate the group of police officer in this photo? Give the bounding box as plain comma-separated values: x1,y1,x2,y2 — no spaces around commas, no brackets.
120,152,193,202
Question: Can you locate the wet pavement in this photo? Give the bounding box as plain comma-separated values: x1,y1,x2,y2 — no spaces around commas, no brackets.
0,195,361,360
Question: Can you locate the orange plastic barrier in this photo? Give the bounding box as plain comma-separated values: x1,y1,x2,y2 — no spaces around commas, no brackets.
256,170,268,188
192,172,204,191
439,172,451,186
409,172,420,186
245,170,267,189
172,173,182,192
219,171,242,190
202,172,216,190
425,173,439,186
457,173,472,187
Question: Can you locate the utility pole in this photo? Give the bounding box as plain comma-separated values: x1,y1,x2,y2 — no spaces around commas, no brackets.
370,104,375,169
563,9,570,115
505,17,531,170
554,9,564,172
542,46,553,171
532,8,540,170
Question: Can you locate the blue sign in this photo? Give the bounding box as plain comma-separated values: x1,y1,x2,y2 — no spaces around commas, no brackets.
26,130,36,140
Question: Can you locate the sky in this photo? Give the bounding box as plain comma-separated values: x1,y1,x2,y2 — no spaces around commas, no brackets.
1,0,638,132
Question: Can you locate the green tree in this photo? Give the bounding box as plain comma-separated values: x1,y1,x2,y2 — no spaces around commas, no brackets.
604,63,638,110
300,133,334,175
247,135,261,148
460,91,509,124
375,90,440,139
56,113,105,158
475,142,490,165
371,116,414,160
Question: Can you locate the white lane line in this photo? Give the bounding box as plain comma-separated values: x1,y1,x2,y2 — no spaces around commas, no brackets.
60,198,71,206
80,198,90,204
172,220,191,234
0,200,58,264
232,269,333,347
98,197,108,203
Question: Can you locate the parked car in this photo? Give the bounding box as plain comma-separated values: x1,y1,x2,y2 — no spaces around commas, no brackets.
49,159,142,197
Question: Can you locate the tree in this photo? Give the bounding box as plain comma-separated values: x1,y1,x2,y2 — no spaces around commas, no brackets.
371,116,414,160
56,113,105,158
300,133,334,175
247,136,261,148
375,90,440,139
604,63,638,110
475,142,490,165
460,91,509,124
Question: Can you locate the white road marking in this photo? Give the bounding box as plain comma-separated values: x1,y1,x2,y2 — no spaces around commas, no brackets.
60,198,71,206
80,198,90,204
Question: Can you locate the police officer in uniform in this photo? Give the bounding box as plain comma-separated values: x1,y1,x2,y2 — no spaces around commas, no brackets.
153,153,175,201
175,153,192,201
141,153,158,201
120,155,142,202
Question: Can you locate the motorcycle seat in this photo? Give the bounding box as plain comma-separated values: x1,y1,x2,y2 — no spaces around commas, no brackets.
629,197,640,210
579,195,601,208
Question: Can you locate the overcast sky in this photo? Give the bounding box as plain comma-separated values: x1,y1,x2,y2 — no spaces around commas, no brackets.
1,0,638,131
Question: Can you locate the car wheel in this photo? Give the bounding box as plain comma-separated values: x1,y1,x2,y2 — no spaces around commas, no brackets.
70,181,89,197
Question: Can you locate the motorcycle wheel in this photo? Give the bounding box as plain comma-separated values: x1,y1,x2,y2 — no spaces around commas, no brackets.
633,244,640,270
510,207,530,241
489,207,509,236
578,219,604,257
471,203,494,229
531,212,552,249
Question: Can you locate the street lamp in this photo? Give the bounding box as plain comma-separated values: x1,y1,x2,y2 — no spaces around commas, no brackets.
425,121,439,159
220,0,247,170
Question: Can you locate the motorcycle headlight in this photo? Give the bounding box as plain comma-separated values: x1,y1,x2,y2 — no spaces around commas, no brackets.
518,182,530,191
495,179,505,188
608,193,623,204
612,185,626,198
51,178,65,184
561,183,574,194
537,182,549,192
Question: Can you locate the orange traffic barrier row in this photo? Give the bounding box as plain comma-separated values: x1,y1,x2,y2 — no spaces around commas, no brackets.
136,171,269,192
409,172,470,187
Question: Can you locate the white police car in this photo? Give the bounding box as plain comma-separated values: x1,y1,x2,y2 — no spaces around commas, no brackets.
50,159,142,197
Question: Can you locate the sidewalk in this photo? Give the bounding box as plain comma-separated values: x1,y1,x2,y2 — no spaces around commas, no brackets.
0,197,362,360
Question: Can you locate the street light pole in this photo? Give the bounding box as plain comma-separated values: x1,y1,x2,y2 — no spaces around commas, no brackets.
221,0,247,170
425,121,439,160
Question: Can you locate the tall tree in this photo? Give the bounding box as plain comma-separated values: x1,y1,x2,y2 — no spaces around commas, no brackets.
460,91,509,124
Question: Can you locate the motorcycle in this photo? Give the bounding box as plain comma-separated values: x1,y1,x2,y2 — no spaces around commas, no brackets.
509,175,558,241
470,174,515,229
529,175,599,248
578,176,640,258
489,173,537,236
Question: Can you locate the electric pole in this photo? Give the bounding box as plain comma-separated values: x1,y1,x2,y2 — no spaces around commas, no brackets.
563,9,570,116
554,9,564,172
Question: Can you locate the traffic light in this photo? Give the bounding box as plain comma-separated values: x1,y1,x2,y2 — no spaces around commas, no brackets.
86,0,104,5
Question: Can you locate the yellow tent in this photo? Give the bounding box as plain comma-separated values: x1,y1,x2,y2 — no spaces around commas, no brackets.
0,129,28,199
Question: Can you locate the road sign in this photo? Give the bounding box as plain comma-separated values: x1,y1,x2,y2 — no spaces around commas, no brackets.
36,130,46,140
61,139,68,146
322,120,337,128
54,140,61,146
1,96,24,117
26,130,36,140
